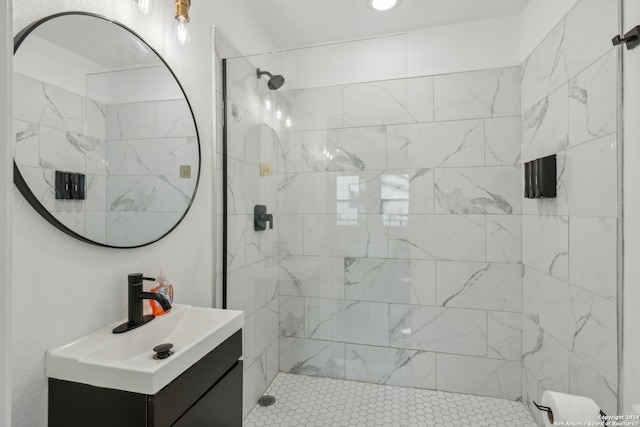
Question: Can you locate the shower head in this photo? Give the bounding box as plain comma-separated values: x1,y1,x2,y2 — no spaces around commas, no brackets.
257,68,285,90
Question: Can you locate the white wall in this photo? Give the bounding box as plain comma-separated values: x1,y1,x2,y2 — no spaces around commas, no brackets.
519,0,580,59
622,0,640,415
10,1,274,426
408,16,522,76
0,0,12,425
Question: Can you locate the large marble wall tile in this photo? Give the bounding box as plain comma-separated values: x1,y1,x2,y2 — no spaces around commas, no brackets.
434,67,520,121
562,0,618,80
538,273,578,347
488,312,522,361
564,134,618,217
154,176,194,213
387,120,484,169
243,353,268,418
435,262,522,312
569,50,617,147
125,139,187,176
226,214,247,272
277,172,340,215
244,299,279,363
522,366,545,427
520,52,539,114
227,157,260,215
569,216,616,300
155,99,197,138
434,166,521,215
407,169,435,214
345,258,436,305
105,176,156,212
282,86,343,131
306,299,389,346
13,74,83,135
407,76,434,123
226,261,269,316
521,84,569,162
535,20,570,98
302,126,386,172
85,174,106,212
39,126,86,172
345,344,436,389
486,215,522,263
106,140,126,176
522,214,569,280
106,103,155,140
436,354,521,400
522,318,570,393
84,99,107,140
388,215,485,261
523,267,540,324
244,217,278,266
485,117,521,166
266,340,279,387
277,131,303,174
279,337,346,379
343,80,409,127
277,214,304,255
569,353,617,417
390,305,487,356
14,119,39,167
571,290,617,384
280,296,305,338
84,138,107,176
303,214,388,258
279,256,345,299
227,102,246,161
244,123,278,167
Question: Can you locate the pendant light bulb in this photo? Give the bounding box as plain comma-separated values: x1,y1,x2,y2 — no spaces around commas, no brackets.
134,0,153,16
174,16,191,46
174,0,191,46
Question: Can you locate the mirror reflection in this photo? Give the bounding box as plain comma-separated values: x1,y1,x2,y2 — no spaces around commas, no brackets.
13,13,200,247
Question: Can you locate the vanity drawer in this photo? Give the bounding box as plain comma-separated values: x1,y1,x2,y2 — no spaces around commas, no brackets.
148,329,242,427
172,361,243,427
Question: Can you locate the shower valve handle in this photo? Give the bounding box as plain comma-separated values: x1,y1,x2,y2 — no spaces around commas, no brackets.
254,205,274,231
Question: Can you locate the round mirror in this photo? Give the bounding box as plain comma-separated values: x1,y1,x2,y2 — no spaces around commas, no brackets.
13,12,201,248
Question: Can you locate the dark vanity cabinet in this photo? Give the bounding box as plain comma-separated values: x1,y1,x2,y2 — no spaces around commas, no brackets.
49,330,243,427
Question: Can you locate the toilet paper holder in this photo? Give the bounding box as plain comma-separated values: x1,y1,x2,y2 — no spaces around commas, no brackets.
533,401,609,426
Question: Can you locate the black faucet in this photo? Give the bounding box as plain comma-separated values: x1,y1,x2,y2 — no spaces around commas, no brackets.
112,273,172,334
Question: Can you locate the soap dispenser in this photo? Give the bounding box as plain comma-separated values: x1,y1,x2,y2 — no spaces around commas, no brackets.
149,270,174,315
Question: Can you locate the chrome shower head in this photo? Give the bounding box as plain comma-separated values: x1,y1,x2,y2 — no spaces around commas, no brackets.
257,68,285,90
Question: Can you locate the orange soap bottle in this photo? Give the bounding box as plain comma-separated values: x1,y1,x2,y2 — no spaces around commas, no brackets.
149,270,173,315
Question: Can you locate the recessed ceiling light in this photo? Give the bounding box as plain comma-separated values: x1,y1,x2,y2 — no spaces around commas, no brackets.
371,0,398,11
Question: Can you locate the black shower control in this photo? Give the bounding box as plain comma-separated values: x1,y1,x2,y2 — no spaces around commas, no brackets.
254,205,274,231
524,155,556,199
55,171,85,200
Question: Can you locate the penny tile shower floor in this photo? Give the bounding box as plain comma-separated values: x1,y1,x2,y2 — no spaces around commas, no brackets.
244,373,537,427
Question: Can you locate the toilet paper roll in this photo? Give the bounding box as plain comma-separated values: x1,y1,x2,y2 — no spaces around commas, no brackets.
541,391,601,426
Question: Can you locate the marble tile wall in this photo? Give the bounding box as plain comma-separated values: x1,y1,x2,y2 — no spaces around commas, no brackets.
13,73,107,239
519,0,619,423
13,73,199,247
104,99,198,246
224,55,285,417
274,66,523,400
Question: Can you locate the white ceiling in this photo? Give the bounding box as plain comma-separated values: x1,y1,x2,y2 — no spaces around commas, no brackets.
242,0,531,50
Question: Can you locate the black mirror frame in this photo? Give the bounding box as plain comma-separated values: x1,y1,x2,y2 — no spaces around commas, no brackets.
13,11,202,249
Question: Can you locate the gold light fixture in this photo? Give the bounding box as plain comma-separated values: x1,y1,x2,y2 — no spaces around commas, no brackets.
174,0,191,46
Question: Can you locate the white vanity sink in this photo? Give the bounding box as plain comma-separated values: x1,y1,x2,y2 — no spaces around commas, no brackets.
45,304,243,395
